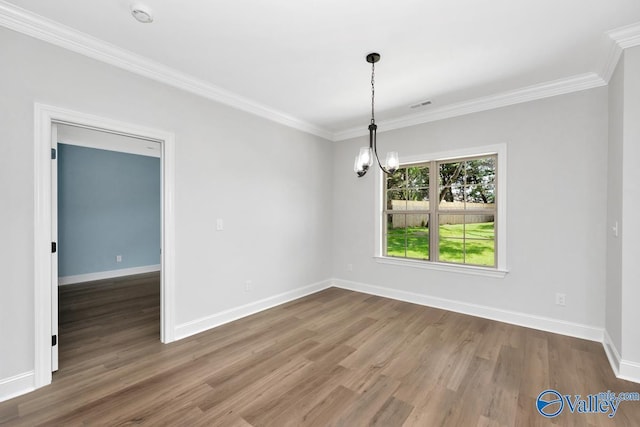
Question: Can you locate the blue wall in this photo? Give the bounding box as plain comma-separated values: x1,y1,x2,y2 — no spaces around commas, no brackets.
57,144,161,277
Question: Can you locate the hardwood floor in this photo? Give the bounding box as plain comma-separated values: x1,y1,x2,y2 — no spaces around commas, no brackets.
1,274,639,426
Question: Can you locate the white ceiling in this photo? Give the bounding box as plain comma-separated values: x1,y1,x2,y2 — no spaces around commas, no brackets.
2,0,640,139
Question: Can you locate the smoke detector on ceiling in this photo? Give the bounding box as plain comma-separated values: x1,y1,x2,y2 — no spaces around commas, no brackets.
130,3,153,23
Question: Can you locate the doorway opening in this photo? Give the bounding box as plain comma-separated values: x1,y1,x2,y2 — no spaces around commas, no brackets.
34,104,175,389
53,124,162,372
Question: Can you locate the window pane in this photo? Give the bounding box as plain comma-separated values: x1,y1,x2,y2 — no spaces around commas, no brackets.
466,157,495,186
439,184,465,209
386,214,429,260
465,240,495,266
386,213,406,257
465,185,495,206
439,238,464,263
464,216,494,239
439,214,495,266
407,188,429,211
387,189,407,210
405,214,429,260
386,169,407,190
439,214,464,263
439,215,464,238
439,162,465,187
407,166,429,189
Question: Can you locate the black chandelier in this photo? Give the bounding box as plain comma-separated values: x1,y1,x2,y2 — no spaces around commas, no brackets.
354,52,399,177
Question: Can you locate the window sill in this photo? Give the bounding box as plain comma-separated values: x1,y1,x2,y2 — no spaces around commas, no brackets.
373,256,508,278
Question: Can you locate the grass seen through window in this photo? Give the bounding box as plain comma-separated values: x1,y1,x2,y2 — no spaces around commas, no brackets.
387,221,495,266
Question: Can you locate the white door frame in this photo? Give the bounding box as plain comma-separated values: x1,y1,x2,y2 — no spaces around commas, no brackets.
34,103,176,388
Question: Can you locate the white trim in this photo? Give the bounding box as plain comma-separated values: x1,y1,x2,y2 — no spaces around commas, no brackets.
174,280,333,340
0,371,34,403
333,279,604,342
373,257,508,278
58,264,161,286
0,1,332,141
608,22,640,50
619,360,640,384
600,22,640,82
603,329,622,376
333,73,606,141
600,40,624,83
33,103,176,390
604,330,640,384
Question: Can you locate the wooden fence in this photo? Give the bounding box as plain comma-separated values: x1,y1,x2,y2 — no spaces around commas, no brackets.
389,200,494,227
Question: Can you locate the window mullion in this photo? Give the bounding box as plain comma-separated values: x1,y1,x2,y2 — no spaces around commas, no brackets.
430,160,438,262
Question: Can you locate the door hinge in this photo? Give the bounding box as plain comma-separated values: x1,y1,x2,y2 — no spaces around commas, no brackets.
51,242,57,253
52,335,57,346
51,148,56,160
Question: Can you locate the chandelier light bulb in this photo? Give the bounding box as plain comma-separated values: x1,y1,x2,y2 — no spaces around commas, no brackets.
385,152,399,173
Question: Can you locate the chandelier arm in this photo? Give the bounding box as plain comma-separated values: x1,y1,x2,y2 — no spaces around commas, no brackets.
370,124,392,175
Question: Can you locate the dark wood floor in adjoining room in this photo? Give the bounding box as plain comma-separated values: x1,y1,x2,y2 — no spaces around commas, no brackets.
1,275,639,426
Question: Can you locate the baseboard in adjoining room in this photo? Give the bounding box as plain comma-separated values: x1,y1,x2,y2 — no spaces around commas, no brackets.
58,264,161,285
174,279,333,340
0,371,34,403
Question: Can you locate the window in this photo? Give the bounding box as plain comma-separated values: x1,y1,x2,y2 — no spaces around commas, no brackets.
379,145,506,275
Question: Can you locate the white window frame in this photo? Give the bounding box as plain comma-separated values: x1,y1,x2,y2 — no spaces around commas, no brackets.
374,143,508,278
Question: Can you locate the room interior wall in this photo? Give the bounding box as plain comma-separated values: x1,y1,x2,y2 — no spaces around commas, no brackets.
56,142,161,279
0,27,334,387
332,87,608,336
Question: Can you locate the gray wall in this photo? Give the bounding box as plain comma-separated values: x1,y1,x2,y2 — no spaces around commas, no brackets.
57,143,161,277
333,87,608,327
0,27,334,380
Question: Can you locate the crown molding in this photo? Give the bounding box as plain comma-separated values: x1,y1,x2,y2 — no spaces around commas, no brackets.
600,22,640,82
2,1,638,143
608,21,640,50
333,72,606,141
0,1,333,140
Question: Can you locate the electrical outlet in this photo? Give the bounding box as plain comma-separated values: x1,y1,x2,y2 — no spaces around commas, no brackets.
116,255,122,263
555,293,566,306
216,219,224,231
347,264,353,271
244,280,252,292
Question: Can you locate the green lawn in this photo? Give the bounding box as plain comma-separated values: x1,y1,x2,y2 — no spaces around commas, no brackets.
387,222,495,266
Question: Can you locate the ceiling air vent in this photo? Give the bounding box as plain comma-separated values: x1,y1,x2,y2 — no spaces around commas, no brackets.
410,100,432,109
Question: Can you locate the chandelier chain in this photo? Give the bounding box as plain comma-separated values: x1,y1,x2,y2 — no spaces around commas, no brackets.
371,62,375,124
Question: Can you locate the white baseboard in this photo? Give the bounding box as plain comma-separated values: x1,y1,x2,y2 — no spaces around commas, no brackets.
604,330,640,384
58,264,161,285
332,278,604,342
0,371,34,403
619,360,640,384
174,279,333,340
603,329,622,376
